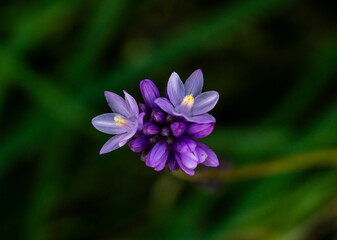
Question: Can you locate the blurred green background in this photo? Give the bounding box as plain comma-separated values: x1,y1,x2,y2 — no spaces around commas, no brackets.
1,0,337,239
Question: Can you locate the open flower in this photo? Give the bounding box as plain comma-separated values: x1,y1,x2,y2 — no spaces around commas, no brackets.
155,69,219,123
92,90,139,154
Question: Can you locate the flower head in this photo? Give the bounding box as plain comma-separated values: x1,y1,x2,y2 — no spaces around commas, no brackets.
155,69,219,123
92,69,220,176
92,90,140,154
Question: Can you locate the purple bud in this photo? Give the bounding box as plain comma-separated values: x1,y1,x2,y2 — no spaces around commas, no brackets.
166,114,174,124
151,108,165,124
186,123,214,139
140,79,160,109
146,141,169,171
128,136,150,152
160,126,171,137
170,122,186,137
143,121,160,135
167,154,180,172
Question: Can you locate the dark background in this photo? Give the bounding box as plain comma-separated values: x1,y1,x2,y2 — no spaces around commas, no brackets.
1,0,337,239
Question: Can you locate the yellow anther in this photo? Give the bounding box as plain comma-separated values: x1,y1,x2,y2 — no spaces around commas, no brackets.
114,115,128,126
181,94,194,108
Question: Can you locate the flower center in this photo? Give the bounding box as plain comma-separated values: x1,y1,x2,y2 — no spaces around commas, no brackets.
181,94,194,108
114,115,128,126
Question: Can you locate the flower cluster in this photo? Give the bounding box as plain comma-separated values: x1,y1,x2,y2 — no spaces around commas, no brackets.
92,69,219,175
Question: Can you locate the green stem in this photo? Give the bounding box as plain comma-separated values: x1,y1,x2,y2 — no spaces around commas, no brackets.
173,149,337,182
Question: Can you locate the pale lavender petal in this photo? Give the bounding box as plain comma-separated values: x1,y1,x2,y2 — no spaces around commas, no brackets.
123,90,139,117
146,141,169,171
119,127,138,146
155,97,175,115
99,132,130,154
180,152,198,169
197,142,219,167
140,79,160,109
192,91,219,115
184,69,203,96
104,91,131,117
174,102,192,117
92,113,128,134
174,138,197,153
195,145,208,163
175,153,195,176
185,113,216,124
167,72,185,106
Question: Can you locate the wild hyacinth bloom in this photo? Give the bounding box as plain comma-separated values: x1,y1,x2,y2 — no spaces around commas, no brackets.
127,78,219,175
155,69,219,123
92,70,220,176
92,91,140,154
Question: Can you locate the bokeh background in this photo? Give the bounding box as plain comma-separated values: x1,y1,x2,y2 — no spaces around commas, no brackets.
1,0,337,239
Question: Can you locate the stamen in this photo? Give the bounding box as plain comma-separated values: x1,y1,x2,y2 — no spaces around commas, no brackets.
181,94,194,108
114,115,128,126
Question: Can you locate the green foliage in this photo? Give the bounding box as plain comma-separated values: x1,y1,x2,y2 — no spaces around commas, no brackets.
0,0,336,239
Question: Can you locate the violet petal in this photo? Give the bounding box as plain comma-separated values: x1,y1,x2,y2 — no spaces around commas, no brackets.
167,72,185,106
174,137,197,153
180,152,199,169
155,97,175,115
151,108,165,124
92,113,128,134
137,112,146,131
192,91,219,115
184,113,216,123
123,90,139,117
128,136,150,152
195,145,208,163
167,154,180,172
99,132,130,154
143,121,160,135
197,142,219,167
186,123,214,139
140,79,160,109
104,91,131,117
146,141,169,171
184,69,203,96
170,122,186,138
175,153,195,176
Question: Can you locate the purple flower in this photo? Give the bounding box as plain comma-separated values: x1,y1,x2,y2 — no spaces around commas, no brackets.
92,90,139,154
155,69,219,123
92,70,220,176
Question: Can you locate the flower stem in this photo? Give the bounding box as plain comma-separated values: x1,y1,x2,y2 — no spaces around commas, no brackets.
172,149,337,182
